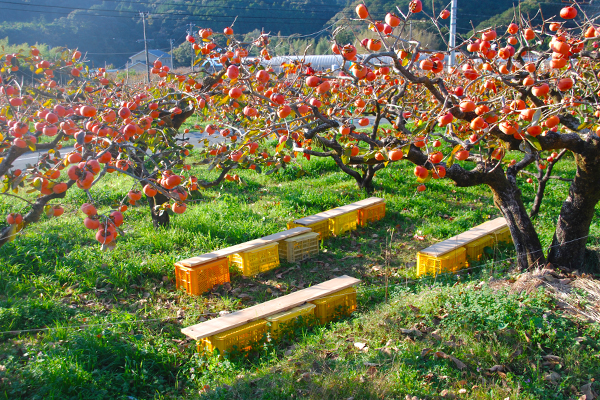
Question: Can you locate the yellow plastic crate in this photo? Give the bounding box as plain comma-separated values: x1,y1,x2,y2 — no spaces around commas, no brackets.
266,303,316,338
175,257,230,296
329,210,358,236
357,202,386,227
198,319,267,354
310,287,357,324
493,226,513,244
465,235,495,263
287,221,299,230
279,232,320,263
416,246,466,277
231,242,280,276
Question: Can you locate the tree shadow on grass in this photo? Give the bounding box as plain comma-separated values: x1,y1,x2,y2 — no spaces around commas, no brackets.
1,326,181,400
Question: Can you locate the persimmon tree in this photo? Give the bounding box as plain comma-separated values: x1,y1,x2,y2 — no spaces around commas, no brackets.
0,47,238,248
188,2,600,272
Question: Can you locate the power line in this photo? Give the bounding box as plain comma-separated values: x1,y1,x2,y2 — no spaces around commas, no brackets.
0,0,508,24
0,0,343,23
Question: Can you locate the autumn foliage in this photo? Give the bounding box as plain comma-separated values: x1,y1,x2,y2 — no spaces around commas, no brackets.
2,2,600,271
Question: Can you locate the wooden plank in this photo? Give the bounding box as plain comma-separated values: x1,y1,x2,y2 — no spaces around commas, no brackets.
214,238,276,256
181,275,361,340
261,227,312,242
419,217,507,257
177,230,311,268
350,197,385,208
293,214,329,225
176,254,225,268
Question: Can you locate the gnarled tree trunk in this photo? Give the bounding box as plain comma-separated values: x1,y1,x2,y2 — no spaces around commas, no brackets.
548,149,600,272
488,161,545,270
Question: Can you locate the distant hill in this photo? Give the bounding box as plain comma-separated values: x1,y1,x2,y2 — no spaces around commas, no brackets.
0,0,594,67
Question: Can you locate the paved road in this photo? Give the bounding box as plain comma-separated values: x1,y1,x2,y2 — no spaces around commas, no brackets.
10,132,226,170
11,121,392,170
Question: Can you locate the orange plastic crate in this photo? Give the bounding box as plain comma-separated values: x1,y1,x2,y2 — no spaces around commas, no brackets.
310,287,357,324
416,247,466,277
198,320,267,354
230,242,280,276
357,202,386,227
175,257,230,296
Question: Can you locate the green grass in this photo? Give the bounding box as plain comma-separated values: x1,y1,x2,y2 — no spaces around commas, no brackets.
0,148,599,399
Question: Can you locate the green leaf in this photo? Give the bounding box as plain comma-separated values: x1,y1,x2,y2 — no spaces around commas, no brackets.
341,154,350,164
446,144,462,168
416,171,432,183
363,150,377,161
525,135,542,151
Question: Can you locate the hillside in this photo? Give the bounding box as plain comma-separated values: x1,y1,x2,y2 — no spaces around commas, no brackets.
0,0,346,67
0,0,594,68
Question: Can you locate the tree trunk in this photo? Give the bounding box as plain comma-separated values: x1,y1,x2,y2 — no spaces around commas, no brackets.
548,152,600,272
148,192,170,228
488,169,546,270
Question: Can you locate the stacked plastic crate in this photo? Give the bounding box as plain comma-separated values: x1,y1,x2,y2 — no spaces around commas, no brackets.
416,217,513,277
288,197,386,239
182,276,361,356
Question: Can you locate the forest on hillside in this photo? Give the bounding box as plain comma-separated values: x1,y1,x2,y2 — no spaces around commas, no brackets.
0,0,586,68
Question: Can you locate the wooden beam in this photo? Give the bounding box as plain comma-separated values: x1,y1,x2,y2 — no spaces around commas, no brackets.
181,275,361,340
418,217,507,257
260,227,312,242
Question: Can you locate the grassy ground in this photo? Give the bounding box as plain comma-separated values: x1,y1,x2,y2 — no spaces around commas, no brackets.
0,148,599,399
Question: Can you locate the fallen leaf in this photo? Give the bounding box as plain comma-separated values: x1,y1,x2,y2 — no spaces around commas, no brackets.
489,365,505,373
420,348,433,358
544,371,561,384
367,366,377,377
542,354,561,362
363,362,380,367
400,328,423,337
450,355,467,370
581,382,598,399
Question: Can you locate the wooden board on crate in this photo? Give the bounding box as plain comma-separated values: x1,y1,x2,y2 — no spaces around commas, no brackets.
176,239,277,268
418,217,507,258
349,197,385,208
261,227,312,242
292,213,329,226
181,275,361,340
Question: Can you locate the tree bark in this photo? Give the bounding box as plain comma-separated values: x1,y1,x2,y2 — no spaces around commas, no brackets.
548,150,600,271
445,155,546,270
147,191,170,229
486,161,546,270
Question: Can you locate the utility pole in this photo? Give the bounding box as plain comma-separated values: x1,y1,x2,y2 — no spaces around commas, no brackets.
140,12,151,83
169,39,175,69
448,0,457,71
188,23,195,72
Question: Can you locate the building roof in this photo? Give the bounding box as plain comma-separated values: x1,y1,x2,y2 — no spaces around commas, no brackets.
260,54,395,71
129,49,170,60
